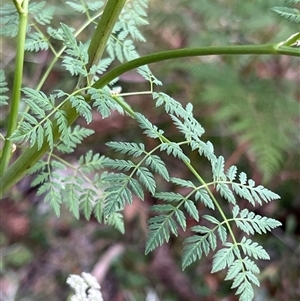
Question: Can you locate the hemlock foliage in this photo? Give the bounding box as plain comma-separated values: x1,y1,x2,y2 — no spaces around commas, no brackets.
0,0,298,300
272,0,300,23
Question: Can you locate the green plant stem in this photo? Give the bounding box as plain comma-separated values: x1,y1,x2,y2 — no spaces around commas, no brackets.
87,0,126,69
0,42,298,197
77,0,127,88
36,11,103,91
0,0,29,176
277,45,300,55
111,97,232,234
92,43,299,89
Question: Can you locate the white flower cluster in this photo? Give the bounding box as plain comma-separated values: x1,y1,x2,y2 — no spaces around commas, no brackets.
67,272,103,301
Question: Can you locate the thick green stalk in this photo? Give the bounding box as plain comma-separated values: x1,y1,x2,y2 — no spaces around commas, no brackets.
0,0,29,175
87,0,126,69
92,43,299,89
77,0,126,88
0,43,298,197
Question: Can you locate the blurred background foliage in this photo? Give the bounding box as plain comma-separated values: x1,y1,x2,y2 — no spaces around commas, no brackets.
0,0,299,300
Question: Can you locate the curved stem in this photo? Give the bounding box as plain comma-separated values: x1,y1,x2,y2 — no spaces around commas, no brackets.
0,0,29,175
92,43,299,89
0,43,298,196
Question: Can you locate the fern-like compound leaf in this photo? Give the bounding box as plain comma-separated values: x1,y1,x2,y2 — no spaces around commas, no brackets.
155,192,185,202
25,32,49,52
225,256,261,301
225,259,244,281
10,88,80,150
86,1,105,12
102,173,133,216
182,226,217,269
272,6,300,23
28,160,48,175
159,142,190,162
170,114,204,143
79,150,107,173
151,204,175,213
213,156,226,181
42,182,63,217
211,244,236,273
153,92,184,115
233,275,255,301
23,88,53,115
170,177,195,188
81,188,98,220
0,3,18,37
145,215,178,254
203,215,220,225
90,58,113,80
66,0,104,13
32,5,55,25
195,140,217,164
66,1,88,13
136,166,156,194
60,23,88,76
69,95,92,123
221,168,281,206
217,183,236,204
2,2,285,300
106,141,145,157
217,225,228,244
55,110,71,147
11,114,45,150
29,150,107,219
136,113,164,139
31,171,51,187
90,88,124,118
226,165,238,181
182,235,205,269
144,154,169,181
232,205,282,235
64,176,84,219
151,204,186,230
93,200,104,223
128,178,144,200
104,158,135,172
241,257,260,275
239,237,270,260
56,125,94,154
184,199,199,221
105,212,125,234
107,0,148,63
0,70,9,106
195,189,215,209
174,208,187,230
35,164,65,216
